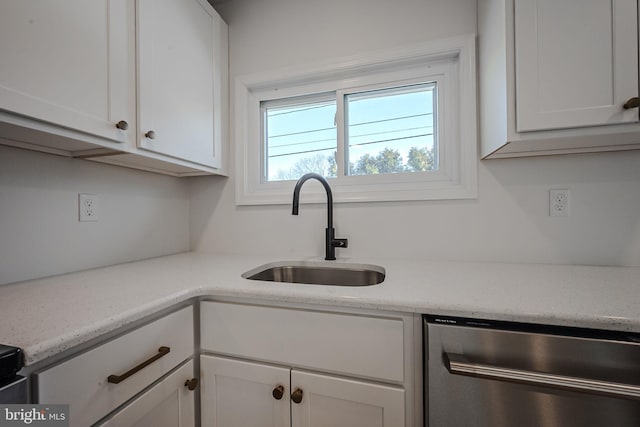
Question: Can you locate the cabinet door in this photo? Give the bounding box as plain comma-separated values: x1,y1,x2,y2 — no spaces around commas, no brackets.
200,355,291,427
137,0,226,168
515,0,639,132
290,370,405,427
98,361,196,427
0,0,134,144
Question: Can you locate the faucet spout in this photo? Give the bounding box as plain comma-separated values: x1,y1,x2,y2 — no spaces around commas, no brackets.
292,173,347,260
292,173,333,228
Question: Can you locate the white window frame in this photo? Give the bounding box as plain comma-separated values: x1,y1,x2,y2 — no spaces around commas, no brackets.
235,34,477,205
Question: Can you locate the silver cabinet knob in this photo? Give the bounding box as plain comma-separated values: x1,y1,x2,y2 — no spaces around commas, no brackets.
116,120,129,130
145,130,156,139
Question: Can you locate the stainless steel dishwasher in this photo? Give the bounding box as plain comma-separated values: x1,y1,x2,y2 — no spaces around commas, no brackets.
424,315,640,427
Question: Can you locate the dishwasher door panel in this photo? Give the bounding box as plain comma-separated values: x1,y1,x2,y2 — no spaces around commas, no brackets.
426,321,640,427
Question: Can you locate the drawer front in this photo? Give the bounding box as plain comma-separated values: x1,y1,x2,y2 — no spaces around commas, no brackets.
201,302,404,383
36,306,194,427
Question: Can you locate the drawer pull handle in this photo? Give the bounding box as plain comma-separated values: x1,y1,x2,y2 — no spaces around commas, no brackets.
623,97,640,109
116,120,129,130
107,346,171,384
291,388,303,404
272,384,285,400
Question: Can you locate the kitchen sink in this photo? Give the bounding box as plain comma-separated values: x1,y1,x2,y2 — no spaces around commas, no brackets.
242,261,385,286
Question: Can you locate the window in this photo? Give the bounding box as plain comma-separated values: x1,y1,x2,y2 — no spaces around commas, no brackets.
345,83,437,176
263,82,438,182
264,94,337,181
236,35,477,205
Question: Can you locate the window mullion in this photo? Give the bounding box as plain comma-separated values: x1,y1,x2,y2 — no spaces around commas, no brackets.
260,102,269,183
335,90,346,178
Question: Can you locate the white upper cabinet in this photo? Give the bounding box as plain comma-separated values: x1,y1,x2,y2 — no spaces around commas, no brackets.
515,0,638,132
137,0,225,168
0,0,134,146
479,0,640,158
0,0,228,176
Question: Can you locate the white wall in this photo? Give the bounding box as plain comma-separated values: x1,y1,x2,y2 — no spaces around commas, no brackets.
0,145,190,285
191,0,640,267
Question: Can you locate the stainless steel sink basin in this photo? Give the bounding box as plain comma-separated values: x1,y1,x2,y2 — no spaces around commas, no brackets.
242,261,385,286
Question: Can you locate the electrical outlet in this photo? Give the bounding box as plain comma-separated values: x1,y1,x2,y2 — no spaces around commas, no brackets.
549,189,569,217
79,193,98,222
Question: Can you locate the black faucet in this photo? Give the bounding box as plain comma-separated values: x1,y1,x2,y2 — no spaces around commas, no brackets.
292,173,348,261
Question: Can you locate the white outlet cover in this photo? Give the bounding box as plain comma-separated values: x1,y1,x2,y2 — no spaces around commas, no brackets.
549,189,569,217
79,193,98,222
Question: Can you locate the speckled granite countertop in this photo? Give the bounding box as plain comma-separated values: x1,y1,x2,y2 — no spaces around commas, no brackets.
1,252,639,366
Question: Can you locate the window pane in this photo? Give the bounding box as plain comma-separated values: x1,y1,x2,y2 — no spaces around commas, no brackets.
345,83,437,176
264,97,337,182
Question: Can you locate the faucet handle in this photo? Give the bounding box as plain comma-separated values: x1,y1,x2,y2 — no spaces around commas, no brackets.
332,238,348,248
325,228,347,260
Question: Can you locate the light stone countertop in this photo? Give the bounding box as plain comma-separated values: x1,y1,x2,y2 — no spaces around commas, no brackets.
1,252,639,366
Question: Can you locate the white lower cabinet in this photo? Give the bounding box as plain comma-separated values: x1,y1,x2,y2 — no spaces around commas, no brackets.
32,300,418,426
200,301,417,427
201,355,404,427
200,356,290,427
36,306,194,426
291,370,404,427
98,360,196,427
